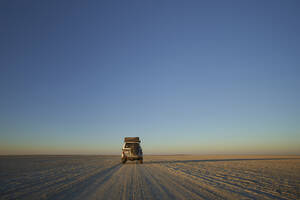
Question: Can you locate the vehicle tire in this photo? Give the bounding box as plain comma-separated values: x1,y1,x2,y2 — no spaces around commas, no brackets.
139,158,143,164
121,157,127,164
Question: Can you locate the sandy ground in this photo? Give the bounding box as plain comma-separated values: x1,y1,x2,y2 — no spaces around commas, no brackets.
0,155,299,200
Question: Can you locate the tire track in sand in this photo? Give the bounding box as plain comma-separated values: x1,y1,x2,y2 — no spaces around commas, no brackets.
83,162,224,200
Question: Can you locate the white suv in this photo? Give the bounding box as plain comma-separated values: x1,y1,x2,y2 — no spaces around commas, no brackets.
121,137,143,164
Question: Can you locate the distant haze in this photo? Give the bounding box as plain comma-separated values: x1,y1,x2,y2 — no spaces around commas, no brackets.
0,0,299,155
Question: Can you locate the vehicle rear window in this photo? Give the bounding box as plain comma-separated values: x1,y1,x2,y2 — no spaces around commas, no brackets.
125,143,139,148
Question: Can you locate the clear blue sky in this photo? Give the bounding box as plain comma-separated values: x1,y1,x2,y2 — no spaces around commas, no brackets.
0,0,299,155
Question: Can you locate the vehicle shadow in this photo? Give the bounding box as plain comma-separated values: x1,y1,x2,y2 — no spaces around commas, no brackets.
48,163,122,199
122,161,141,165
144,158,300,165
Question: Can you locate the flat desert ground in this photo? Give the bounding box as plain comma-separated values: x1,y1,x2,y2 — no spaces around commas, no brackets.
0,155,299,200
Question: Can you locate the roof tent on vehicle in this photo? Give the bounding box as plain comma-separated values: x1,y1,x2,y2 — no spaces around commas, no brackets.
124,137,140,143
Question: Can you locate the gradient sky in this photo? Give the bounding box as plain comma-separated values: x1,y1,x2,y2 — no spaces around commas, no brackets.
0,0,299,155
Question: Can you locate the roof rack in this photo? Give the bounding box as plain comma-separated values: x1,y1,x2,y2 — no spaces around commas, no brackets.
124,137,140,143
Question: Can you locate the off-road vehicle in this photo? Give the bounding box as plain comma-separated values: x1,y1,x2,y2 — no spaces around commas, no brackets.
121,137,143,164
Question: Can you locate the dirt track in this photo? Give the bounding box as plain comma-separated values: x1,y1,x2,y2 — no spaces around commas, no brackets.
1,155,299,200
